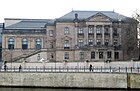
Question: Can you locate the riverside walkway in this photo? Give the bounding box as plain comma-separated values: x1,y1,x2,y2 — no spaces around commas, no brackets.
0,66,140,73
0,61,140,73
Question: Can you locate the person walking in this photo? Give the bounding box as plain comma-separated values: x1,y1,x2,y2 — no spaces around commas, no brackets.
4,64,7,71
19,65,22,72
89,64,93,72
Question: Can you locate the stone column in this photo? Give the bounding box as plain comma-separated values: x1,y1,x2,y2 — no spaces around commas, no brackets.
110,26,113,45
94,25,97,45
102,25,105,45
75,26,78,45
84,27,88,45
118,23,121,45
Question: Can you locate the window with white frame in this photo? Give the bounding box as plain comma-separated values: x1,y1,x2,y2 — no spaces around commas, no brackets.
97,39,101,45
64,27,69,34
88,27,93,34
105,39,109,46
96,26,101,34
78,28,83,34
113,39,118,45
64,52,69,59
78,39,83,47
64,40,70,48
88,39,93,45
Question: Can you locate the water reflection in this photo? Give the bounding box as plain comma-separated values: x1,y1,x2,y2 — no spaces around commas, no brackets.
0,87,134,91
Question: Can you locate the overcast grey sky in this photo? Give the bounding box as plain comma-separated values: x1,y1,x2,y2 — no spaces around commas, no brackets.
0,0,139,22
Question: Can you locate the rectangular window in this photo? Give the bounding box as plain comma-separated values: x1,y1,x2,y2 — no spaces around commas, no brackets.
99,52,103,59
88,27,93,34
78,39,83,47
50,53,54,59
79,52,84,59
114,52,119,59
97,39,101,45
105,39,109,46
113,39,118,45
96,26,101,34
91,51,95,59
88,39,93,45
107,51,112,58
78,28,83,34
50,42,54,49
64,27,69,34
64,52,69,59
49,30,53,37
64,40,70,48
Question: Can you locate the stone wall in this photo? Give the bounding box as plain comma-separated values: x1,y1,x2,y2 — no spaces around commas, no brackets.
0,73,127,89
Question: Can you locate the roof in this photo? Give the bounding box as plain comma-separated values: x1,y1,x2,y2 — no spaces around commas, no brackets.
5,19,55,29
57,10,129,22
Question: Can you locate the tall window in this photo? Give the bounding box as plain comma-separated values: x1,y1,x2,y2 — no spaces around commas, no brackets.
50,53,54,59
107,51,112,58
97,39,101,45
64,40,70,49
64,52,69,59
88,27,93,34
22,38,28,49
50,42,54,49
88,39,93,45
99,52,103,59
79,52,84,60
91,51,95,59
64,27,69,34
105,39,109,46
78,39,83,47
8,38,14,50
105,27,109,33
78,28,83,34
113,28,118,34
49,30,53,37
35,38,42,49
114,52,119,59
113,39,118,45
96,26,101,34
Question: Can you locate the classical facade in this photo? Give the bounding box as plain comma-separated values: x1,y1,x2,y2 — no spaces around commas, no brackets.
1,10,138,62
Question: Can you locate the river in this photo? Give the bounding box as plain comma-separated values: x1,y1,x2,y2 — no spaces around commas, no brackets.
0,87,137,91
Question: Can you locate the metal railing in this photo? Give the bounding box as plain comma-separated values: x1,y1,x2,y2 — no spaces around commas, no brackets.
0,66,140,73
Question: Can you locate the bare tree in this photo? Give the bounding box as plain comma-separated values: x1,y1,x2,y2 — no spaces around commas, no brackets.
132,10,140,60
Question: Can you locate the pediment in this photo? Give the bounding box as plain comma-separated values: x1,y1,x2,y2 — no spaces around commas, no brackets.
61,36,72,40
86,12,112,22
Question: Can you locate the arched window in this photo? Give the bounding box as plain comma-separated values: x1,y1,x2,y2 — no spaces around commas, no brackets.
35,38,42,49
8,38,14,50
22,38,28,49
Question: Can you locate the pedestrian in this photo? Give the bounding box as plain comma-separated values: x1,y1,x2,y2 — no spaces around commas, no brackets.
89,64,93,72
19,65,22,72
4,64,7,71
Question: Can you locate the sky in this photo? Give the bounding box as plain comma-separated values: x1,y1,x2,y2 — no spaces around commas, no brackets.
0,0,140,22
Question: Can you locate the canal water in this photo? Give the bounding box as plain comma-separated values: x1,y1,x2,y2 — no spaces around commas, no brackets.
0,87,137,91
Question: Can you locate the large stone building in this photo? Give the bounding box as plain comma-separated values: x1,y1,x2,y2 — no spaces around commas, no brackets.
1,10,138,62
